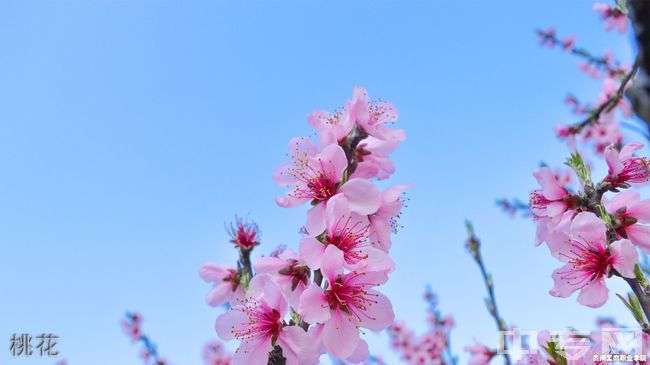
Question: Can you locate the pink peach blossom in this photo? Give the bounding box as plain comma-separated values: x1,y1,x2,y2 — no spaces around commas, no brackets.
298,245,394,360
369,184,411,252
603,190,650,251
273,137,380,234
530,167,573,223
121,312,142,342
549,212,637,308
593,3,628,34
215,279,317,365
300,194,394,272
199,263,244,307
464,340,495,365
604,142,650,187
350,136,400,181
253,248,310,306
308,108,354,147
347,87,405,141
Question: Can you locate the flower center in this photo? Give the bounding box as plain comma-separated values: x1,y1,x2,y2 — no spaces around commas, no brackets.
557,240,612,288
325,273,378,321
232,301,281,344
324,218,370,265
227,218,260,250
306,173,338,201
529,190,552,218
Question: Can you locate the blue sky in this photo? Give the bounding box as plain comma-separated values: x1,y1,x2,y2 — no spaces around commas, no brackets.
0,1,645,364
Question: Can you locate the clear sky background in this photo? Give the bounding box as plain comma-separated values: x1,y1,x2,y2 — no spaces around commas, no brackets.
0,1,646,364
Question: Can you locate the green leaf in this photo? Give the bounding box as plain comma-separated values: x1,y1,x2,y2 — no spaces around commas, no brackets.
616,0,629,15
617,293,647,325
565,152,592,186
635,264,648,285
598,205,613,227
544,339,568,365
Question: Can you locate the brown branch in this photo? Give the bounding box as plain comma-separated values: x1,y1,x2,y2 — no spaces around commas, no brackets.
572,58,640,135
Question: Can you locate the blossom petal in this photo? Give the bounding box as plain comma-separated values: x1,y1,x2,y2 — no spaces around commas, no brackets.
534,167,566,200
198,262,229,282
358,289,394,331
610,239,638,278
321,244,344,282
298,284,331,324
278,325,319,365
233,336,274,365
549,264,580,298
577,279,609,308
206,283,233,307
626,225,650,252
322,311,360,359
299,237,326,270
570,212,607,248
215,308,248,341
345,338,369,364
339,178,381,215
306,203,327,236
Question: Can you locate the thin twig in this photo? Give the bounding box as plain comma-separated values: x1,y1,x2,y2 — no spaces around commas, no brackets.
465,221,512,365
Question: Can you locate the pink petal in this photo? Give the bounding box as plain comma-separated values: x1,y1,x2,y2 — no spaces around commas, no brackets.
275,194,310,208
535,218,550,246
278,325,319,365
547,201,568,222
628,199,650,222
610,239,638,278
620,142,644,160
618,17,628,34
325,194,353,234
382,184,412,203
570,212,607,248
233,336,274,365
352,247,394,273
604,190,640,214
339,178,381,215
306,202,327,235
253,256,287,274
299,236,326,270
316,144,348,183
320,244,344,282
215,308,248,341
322,311,361,359
533,167,566,200
550,264,580,298
577,279,609,308
605,144,623,175
272,162,298,187
249,275,288,315
349,270,389,286
198,262,229,282
308,324,327,356
358,289,394,331
626,225,650,252
206,283,233,307
345,339,369,364
298,284,331,324
370,215,392,252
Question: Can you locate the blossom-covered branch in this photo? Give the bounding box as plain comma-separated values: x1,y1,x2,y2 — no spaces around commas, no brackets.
199,87,409,365
121,312,170,365
387,287,456,365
